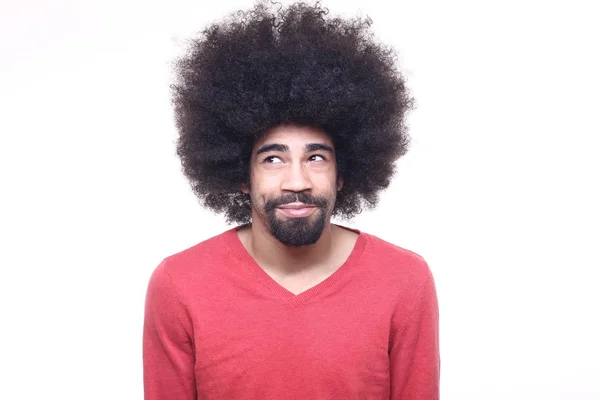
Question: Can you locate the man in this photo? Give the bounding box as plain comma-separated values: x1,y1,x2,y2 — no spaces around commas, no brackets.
143,1,439,399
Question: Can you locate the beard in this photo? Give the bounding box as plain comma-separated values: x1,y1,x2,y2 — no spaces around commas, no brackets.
262,192,332,247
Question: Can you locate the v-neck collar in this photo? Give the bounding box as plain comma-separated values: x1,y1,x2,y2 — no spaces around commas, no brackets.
225,225,368,308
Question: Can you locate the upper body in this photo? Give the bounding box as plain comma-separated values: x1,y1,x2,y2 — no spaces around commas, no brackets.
143,225,439,399
145,2,439,398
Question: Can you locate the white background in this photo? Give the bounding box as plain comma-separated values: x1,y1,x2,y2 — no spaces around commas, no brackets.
1,0,599,399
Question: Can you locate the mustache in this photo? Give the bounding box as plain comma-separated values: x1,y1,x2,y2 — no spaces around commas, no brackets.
264,192,329,212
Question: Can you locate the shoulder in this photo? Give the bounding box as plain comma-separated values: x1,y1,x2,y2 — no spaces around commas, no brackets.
363,232,429,272
151,228,236,283
361,232,434,291
360,233,438,327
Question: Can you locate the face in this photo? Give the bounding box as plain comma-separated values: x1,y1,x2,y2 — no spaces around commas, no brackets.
241,124,343,247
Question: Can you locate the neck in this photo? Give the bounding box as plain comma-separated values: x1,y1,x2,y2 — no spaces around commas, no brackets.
243,218,337,275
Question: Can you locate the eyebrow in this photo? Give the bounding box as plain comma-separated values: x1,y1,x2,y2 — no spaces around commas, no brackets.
306,143,334,153
255,142,334,157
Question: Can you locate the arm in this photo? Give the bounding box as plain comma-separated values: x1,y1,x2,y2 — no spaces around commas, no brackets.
389,267,440,399
143,260,197,400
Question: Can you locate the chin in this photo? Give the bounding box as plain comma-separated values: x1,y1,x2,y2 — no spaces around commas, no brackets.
266,208,327,247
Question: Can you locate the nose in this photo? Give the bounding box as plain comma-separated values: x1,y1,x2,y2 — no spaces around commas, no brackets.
281,162,312,193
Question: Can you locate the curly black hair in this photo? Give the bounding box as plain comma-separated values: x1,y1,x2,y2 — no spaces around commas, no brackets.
172,0,413,224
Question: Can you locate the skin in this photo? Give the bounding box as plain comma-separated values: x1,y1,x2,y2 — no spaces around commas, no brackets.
238,124,359,294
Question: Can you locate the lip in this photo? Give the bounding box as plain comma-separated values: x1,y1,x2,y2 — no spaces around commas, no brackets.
277,202,316,210
276,203,318,217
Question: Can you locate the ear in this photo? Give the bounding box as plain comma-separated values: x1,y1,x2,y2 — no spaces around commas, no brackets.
336,176,344,192
241,182,250,194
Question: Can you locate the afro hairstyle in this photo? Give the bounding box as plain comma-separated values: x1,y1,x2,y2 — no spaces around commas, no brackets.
172,0,413,224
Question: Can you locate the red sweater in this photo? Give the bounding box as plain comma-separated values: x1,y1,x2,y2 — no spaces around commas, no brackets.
143,226,439,399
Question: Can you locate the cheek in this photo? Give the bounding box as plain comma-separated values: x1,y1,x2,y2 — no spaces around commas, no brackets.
316,172,339,192
251,173,280,192
249,172,280,202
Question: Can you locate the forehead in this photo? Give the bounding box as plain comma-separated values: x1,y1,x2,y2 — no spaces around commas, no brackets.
252,124,334,151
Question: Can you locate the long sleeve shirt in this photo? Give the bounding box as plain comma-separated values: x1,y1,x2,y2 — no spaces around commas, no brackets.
143,226,439,399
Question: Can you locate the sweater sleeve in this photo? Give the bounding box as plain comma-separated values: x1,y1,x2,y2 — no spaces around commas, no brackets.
143,260,197,400
389,266,440,399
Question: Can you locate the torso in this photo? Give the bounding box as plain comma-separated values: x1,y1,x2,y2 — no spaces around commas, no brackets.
237,224,359,295
151,226,434,399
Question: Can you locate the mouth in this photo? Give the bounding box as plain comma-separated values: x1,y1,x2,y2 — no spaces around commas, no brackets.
276,202,318,217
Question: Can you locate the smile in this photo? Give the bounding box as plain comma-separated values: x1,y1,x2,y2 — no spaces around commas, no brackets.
276,203,318,217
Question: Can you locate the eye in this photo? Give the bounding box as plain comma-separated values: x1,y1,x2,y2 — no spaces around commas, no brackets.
309,154,326,162
264,156,282,164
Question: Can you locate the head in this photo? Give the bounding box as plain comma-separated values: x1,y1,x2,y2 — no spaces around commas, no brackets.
172,1,413,242
241,124,343,246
